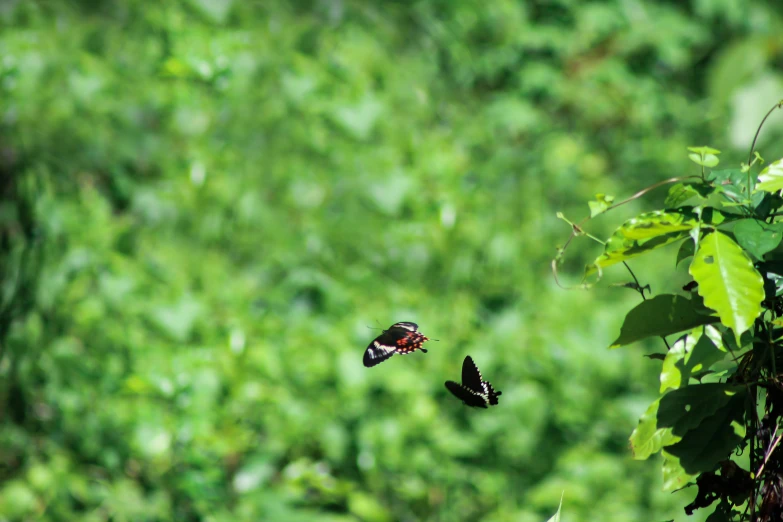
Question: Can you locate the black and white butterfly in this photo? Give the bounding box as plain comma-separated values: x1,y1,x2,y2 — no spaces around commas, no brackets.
363,322,432,367
445,355,502,408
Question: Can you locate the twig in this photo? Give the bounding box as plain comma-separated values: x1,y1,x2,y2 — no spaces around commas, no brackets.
756,431,783,478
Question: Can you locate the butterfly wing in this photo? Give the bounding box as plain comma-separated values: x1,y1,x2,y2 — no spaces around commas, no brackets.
486,383,502,405
445,380,489,408
391,322,418,331
458,355,503,406
363,322,429,367
461,355,485,394
363,329,400,367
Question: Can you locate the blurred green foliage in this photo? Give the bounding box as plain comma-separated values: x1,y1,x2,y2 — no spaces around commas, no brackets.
1,1,783,521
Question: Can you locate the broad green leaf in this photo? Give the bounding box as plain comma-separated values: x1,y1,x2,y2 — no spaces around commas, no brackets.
615,210,701,241
659,333,698,393
676,239,695,266
687,146,721,167
753,191,783,216
733,219,783,259
688,146,721,155
664,183,714,208
593,210,702,270
657,383,742,435
664,392,746,474
660,327,727,392
689,231,764,341
629,399,679,460
708,169,747,200
610,294,718,348
707,169,743,185
755,158,783,193
662,450,697,492
588,193,614,217
545,493,564,522
593,231,691,272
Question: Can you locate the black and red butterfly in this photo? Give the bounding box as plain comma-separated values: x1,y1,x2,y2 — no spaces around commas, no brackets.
445,355,502,408
363,322,432,367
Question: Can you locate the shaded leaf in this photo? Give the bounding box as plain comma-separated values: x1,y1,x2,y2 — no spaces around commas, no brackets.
665,183,715,208
707,169,746,200
733,219,783,259
689,231,764,342
657,383,743,436
610,294,718,348
677,239,695,266
664,393,746,474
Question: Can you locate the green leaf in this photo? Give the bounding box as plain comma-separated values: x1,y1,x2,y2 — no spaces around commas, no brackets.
687,146,721,168
664,183,714,208
689,231,764,342
629,399,679,460
610,294,718,348
616,210,702,241
755,158,783,193
676,239,695,266
662,451,697,492
545,493,564,522
659,333,698,393
733,219,783,259
588,193,614,217
663,392,746,474
660,327,727,392
657,383,742,436
593,210,701,270
708,169,748,201
688,146,721,155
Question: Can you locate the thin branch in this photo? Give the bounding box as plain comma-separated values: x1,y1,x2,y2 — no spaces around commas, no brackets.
756,431,783,479
747,100,783,196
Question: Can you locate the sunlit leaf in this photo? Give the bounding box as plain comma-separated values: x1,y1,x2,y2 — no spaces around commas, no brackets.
593,210,703,270
545,493,564,522
662,450,697,492
687,146,721,168
660,327,727,392
687,146,721,155
616,210,702,241
610,294,718,348
689,231,764,342
659,333,698,393
755,158,783,193
588,193,614,217
629,399,679,460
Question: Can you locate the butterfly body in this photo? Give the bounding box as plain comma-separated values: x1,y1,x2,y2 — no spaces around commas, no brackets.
445,355,502,408
363,322,431,367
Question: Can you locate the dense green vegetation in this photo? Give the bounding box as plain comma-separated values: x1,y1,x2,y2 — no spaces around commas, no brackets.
1,1,783,521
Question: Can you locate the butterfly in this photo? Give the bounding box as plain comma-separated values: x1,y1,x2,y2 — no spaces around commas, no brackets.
445,355,502,408
363,322,432,367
